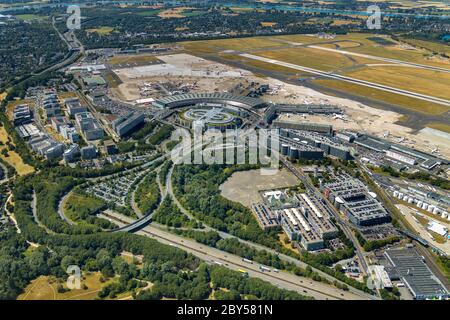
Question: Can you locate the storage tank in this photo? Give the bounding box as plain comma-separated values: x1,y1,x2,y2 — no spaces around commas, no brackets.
422,203,428,210
408,197,414,204
403,195,409,201
417,201,423,208
393,191,399,198
398,192,404,199
433,207,439,215
427,205,434,213
441,212,448,219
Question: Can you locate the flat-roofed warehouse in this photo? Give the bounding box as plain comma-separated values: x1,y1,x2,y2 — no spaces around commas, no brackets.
384,248,449,300
153,93,266,111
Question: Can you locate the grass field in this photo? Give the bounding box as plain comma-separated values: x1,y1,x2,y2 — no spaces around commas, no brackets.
400,38,450,56
108,54,162,66
426,122,450,134
183,37,285,53
18,272,115,300
0,126,35,176
272,33,450,69
313,78,449,115
136,9,163,16
256,47,377,71
63,192,106,224
103,70,123,88
342,66,450,101
86,27,115,35
14,14,48,21
57,91,78,100
219,53,310,76
181,33,450,116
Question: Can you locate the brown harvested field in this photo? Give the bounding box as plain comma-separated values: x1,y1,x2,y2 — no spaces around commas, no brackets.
157,7,193,18
260,22,277,27
18,272,114,300
0,126,35,176
313,78,450,115
219,168,299,208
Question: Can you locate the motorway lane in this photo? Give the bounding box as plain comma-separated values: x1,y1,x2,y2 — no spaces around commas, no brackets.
107,215,366,300
164,155,377,300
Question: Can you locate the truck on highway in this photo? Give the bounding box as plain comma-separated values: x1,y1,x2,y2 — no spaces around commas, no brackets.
260,265,271,272
238,269,249,276
242,258,253,264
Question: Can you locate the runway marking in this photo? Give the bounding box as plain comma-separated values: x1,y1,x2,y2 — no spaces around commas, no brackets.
239,53,450,107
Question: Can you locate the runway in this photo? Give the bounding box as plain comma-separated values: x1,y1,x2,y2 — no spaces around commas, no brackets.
239,53,450,107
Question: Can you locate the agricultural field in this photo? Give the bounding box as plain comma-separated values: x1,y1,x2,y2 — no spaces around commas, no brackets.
14,14,48,22
86,27,115,35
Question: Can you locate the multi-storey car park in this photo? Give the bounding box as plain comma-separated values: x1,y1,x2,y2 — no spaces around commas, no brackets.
263,104,343,125
322,174,391,226
273,120,333,135
279,129,353,160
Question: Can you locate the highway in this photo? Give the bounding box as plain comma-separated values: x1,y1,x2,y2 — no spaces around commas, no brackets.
239,53,450,107
105,214,370,300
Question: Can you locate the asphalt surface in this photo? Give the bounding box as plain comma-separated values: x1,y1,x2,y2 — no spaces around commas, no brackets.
239,53,450,107
105,214,368,300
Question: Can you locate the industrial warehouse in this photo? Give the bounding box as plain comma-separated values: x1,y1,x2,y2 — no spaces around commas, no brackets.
384,249,449,300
